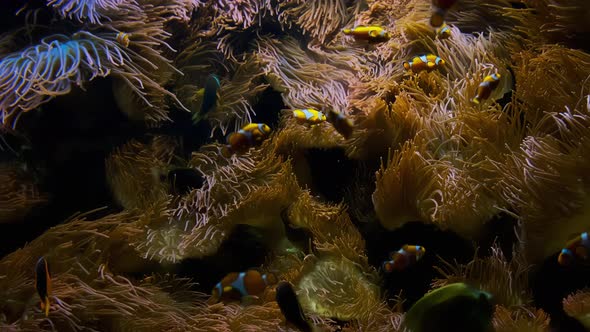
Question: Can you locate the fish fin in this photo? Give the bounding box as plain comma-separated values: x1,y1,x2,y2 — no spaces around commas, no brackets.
44,297,50,317
369,29,379,38
472,97,481,105
223,286,233,293
342,28,351,34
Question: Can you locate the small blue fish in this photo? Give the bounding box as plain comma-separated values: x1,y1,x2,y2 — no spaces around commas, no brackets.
201,74,221,115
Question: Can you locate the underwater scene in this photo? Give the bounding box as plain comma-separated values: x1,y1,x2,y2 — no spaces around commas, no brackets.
1,0,590,331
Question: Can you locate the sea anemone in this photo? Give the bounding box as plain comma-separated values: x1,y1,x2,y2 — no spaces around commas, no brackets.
297,256,381,321
105,137,175,210
0,31,183,126
563,289,590,330
492,95,590,262
277,0,365,44
492,305,551,332
433,243,531,307
47,0,126,24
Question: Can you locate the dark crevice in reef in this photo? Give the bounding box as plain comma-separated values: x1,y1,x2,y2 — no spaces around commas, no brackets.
0,76,214,259
342,158,381,226
251,87,285,131
1,78,130,258
365,221,475,310
296,147,357,203
476,212,519,260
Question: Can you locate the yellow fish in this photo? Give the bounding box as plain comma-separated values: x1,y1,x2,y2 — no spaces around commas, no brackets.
403,54,445,73
293,108,327,125
342,26,391,43
472,73,501,104
436,23,451,39
116,32,130,47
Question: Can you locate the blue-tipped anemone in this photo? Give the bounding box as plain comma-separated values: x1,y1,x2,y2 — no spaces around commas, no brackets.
47,0,125,24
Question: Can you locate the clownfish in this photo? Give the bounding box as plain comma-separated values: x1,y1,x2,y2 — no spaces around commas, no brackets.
276,281,312,332
472,73,501,104
292,108,327,125
222,123,272,157
210,269,278,303
436,23,451,39
326,109,354,139
558,232,590,266
430,0,459,27
342,26,391,43
403,54,445,73
382,245,426,273
35,257,51,317
116,32,130,47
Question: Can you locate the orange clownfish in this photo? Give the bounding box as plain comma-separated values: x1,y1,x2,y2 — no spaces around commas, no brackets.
342,26,391,43
430,0,459,27
222,123,271,156
35,256,52,317
116,32,130,47
382,245,426,273
327,109,354,139
403,54,445,73
472,73,501,104
558,232,590,266
292,108,327,125
210,269,278,303
436,23,451,39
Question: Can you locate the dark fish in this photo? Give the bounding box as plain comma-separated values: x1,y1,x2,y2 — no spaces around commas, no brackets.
276,281,312,332
326,109,354,139
430,0,459,27
201,74,221,116
403,283,494,332
35,256,51,317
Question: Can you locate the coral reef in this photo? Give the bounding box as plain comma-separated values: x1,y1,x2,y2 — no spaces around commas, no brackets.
1,0,590,331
